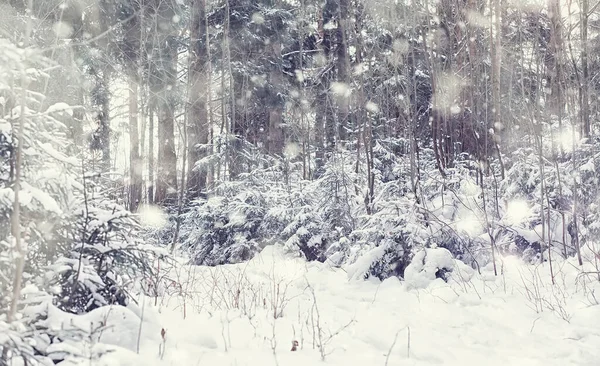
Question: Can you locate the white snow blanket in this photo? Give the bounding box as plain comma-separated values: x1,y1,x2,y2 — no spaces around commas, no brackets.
52,245,599,366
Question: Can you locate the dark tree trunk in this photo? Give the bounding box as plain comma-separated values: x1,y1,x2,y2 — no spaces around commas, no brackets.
336,0,350,142
322,0,337,156
267,41,285,156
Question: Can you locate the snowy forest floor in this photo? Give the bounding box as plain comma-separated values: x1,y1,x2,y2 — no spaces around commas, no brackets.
57,246,600,366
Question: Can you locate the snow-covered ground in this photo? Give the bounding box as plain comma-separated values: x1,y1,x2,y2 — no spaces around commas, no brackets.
52,246,600,366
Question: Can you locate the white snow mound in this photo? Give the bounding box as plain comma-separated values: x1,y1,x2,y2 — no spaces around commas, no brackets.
404,247,474,289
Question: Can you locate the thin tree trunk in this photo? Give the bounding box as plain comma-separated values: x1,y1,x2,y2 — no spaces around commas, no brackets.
156,102,177,204
321,0,336,157
336,0,350,142
548,0,565,127
148,101,155,204
100,70,111,170
268,40,285,156
7,0,33,324
491,0,505,179
187,0,209,198
572,108,584,265
224,0,240,180
218,69,226,183
129,77,142,211
581,0,590,137
421,22,445,176
205,3,214,189
155,37,178,204
409,46,420,200
546,193,555,284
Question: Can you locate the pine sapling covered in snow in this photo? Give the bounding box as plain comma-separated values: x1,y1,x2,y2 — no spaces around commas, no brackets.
47,193,155,314
176,186,268,266
0,32,156,364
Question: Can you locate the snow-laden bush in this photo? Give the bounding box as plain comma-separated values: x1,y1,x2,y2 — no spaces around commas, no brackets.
47,196,154,314
498,143,599,263
283,207,330,262
176,151,361,265
345,148,491,281
345,190,419,280
345,225,414,281
37,305,146,355
281,157,358,262
179,190,267,265
173,133,600,285
404,247,475,289
0,286,53,365
573,141,600,254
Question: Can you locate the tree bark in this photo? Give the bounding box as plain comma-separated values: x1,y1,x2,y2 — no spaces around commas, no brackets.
267,41,285,155
148,101,155,204
581,0,590,137
187,0,209,199
321,0,336,158
155,37,178,204
97,70,111,171
491,0,505,179
129,77,142,212
336,0,350,142
548,0,565,120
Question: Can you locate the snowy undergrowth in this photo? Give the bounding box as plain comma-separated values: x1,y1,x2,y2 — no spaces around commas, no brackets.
50,244,600,366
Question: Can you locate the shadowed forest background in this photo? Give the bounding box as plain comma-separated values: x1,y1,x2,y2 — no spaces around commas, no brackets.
1,0,600,363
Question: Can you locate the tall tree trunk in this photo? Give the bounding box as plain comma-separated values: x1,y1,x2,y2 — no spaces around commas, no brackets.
129,77,142,212
148,101,155,204
491,0,505,179
314,15,332,177
225,0,243,180
421,19,445,175
314,96,326,178
187,0,209,199
267,41,285,156
91,0,112,171
322,0,336,157
205,4,214,189
96,69,111,171
581,0,590,137
548,0,565,121
155,37,178,204
7,0,33,325
336,0,350,142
